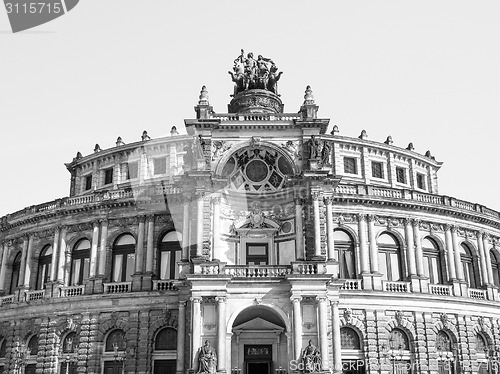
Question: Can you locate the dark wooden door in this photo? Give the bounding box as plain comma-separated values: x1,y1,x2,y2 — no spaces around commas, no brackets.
153,359,176,374
25,364,37,374
103,361,123,374
247,362,270,374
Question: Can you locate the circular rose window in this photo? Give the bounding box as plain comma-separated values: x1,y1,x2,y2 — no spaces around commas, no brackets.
245,159,269,182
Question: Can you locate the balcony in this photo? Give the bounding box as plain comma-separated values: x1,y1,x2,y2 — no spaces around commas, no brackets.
103,282,132,294
224,265,291,278
59,285,85,298
382,280,411,293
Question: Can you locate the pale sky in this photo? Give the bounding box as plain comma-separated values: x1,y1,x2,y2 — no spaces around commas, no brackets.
0,1,499,217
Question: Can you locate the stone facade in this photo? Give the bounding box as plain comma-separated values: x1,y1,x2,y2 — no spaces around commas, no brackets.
0,59,500,374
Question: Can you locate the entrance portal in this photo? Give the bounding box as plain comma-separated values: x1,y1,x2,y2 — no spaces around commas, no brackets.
247,362,270,374
231,306,288,374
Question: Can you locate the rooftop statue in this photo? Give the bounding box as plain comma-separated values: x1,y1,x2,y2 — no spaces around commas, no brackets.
229,49,283,96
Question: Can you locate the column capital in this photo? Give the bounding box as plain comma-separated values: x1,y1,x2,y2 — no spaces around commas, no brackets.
138,215,146,223
147,214,155,223
366,214,376,223
178,300,187,308
190,296,202,303
330,300,339,307
403,217,412,226
411,219,420,228
450,225,458,234
315,296,327,303
323,196,333,205
211,196,221,205
476,230,485,239
98,218,108,226
311,191,322,201
290,296,302,303
215,296,227,303
357,213,366,222
444,223,452,232
92,220,100,228
294,197,304,205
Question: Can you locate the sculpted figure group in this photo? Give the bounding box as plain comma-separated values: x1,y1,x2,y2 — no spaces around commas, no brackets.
229,49,283,96
197,340,217,374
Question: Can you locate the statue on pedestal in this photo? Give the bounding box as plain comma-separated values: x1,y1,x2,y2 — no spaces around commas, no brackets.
302,340,321,373
197,340,217,374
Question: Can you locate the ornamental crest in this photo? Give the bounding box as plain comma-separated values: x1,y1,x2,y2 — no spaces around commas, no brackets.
343,308,353,324
395,310,405,326
440,313,449,328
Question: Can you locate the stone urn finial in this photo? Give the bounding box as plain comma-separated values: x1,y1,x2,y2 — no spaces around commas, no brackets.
303,85,315,104
198,85,210,105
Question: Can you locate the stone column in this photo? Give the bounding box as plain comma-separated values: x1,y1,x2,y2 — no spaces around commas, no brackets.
89,221,99,278
404,219,417,276
145,215,155,273
316,296,329,372
367,215,379,272
182,196,191,261
483,234,494,285
57,227,67,283
176,301,186,374
312,192,322,258
191,297,202,368
412,220,425,277
98,220,108,277
18,236,28,287
23,235,34,288
331,301,342,374
444,225,456,280
324,197,335,261
0,242,9,292
135,216,145,274
295,198,305,260
216,296,227,373
357,214,370,273
477,231,489,286
196,190,204,257
50,227,60,281
291,296,303,360
212,196,221,261
451,226,464,281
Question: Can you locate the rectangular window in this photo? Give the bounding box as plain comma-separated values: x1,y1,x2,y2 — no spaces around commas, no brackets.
154,157,167,175
85,175,92,190
371,161,384,179
343,157,357,174
396,167,406,184
104,168,113,185
246,243,269,265
126,162,139,180
416,173,426,190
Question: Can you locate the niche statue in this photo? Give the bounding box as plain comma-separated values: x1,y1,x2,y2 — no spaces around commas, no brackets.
197,340,217,374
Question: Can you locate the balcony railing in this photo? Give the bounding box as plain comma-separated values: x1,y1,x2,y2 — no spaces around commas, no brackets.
153,280,179,291
383,281,411,293
59,285,85,298
292,262,327,275
4,182,500,227
429,284,453,296
25,290,45,301
224,265,291,278
0,295,15,306
468,288,487,300
340,279,362,290
103,282,132,294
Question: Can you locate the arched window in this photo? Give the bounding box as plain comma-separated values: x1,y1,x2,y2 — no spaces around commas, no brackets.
60,332,78,374
490,250,500,288
476,333,487,353
27,335,38,356
340,327,361,350
158,232,182,280
37,245,52,290
62,332,77,353
422,237,444,284
105,330,126,352
155,327,177,350
377,233,403,281
476,333,489,374
111,235,136,283
10,252,22,294
436,331,455,374
384,329,412,374
460,243,479,288
70,239,91,286
0,338,6,358
334,230,356,279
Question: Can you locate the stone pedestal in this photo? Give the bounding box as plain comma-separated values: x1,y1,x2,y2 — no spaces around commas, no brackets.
132,273,143,291
371,273,383,291
419,277,430,293
141,273,153,291
92,277,104,294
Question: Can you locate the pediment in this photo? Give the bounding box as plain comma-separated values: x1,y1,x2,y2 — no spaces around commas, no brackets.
232,317,284,332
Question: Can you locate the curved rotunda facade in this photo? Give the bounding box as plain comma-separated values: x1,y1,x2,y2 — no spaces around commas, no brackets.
0,55,500,374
